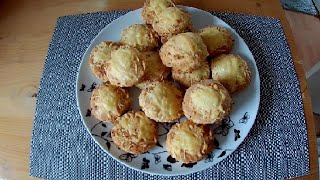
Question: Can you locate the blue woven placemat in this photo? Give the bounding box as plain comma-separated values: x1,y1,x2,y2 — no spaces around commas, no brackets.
29,11,310,179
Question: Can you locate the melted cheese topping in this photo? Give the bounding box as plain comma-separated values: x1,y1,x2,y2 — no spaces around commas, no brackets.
173,61,210,86
200,27,231,53
149,0,173,15
142,51,168,80
150,84,180,117
155,7,190,34
190,84,225,113
97,86,119,113
173,128,202,154
120,24,158,50
211,54,249,92
91,42,118,64
164,32,208,66
108,47,144,83
118,111,155,141
174,33,207,54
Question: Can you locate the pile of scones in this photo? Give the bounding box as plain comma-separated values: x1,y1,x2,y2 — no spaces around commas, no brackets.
88,0,251,163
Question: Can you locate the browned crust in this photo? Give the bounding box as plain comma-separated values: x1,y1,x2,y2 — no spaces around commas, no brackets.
111,111,158,154
141,0,175,24
90,83,131,123
152,7,192,38
88,41,120,81
199,26,234,57
182,79,233,124
139,81,184,122
136,51,171,89
172,61,210,87
166,120,215,163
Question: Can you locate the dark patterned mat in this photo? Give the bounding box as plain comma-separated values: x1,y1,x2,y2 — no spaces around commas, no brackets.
30,11,310,179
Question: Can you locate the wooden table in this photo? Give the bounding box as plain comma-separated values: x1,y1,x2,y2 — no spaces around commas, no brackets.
0,0,318,179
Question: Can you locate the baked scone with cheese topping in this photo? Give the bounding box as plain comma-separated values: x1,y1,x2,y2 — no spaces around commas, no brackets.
159,32,208,70
135,51,170,89
111,111,158,154
142,0,174,24
89,41,120,81
183,80,232,124
139,81,183,122
166,120,215,163
106,46,145,87
172,60,210,87
120,24,160,52
152,7,192,42
90,83,131,123
199,26,234,57
211,54,251,93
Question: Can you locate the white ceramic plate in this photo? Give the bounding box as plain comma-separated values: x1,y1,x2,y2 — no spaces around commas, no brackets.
76,6,260,176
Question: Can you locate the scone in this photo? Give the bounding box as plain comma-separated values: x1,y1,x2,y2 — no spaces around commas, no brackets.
159,32,208,70
89,41,120,81
182,80,232,124
106,46,145,87
199,26,234,56
166,120,215,163
90,83,131,123
120,24,160,51
142,0,174,24
152,7,192,42
135,51,170,89
211,54,251,93
172,60,210,87
139,81,183,122
111,111,158,154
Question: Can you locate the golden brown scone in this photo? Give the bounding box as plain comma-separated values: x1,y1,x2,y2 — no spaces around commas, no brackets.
111,111,158,154
89,41,120,81
166,120,215,163
135,51,170,89
120,24,160,51
183,80,232,124
152,7,192,40
199,26,234,57
211,54,251,93
172,61,210,87
90,83,131,123
106,46,145,87
142,0,175,24
159,32,208,70
139,81,183,122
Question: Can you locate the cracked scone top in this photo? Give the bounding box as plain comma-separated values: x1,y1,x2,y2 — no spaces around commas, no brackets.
199,26,234,56
183,80,232,124
90,83,131,123
160,32,209,70
88,41,120,81
142,0,174,24
211,54,251,93
111,111,158,154
139,81,183,122
135,51,170,89
120,24,160,51
106,46,145,87
152,7,192,42
166,120,215,163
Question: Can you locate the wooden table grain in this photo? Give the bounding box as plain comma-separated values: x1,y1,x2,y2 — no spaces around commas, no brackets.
0,0,318,179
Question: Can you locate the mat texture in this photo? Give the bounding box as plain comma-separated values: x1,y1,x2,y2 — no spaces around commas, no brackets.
30,11,310,179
